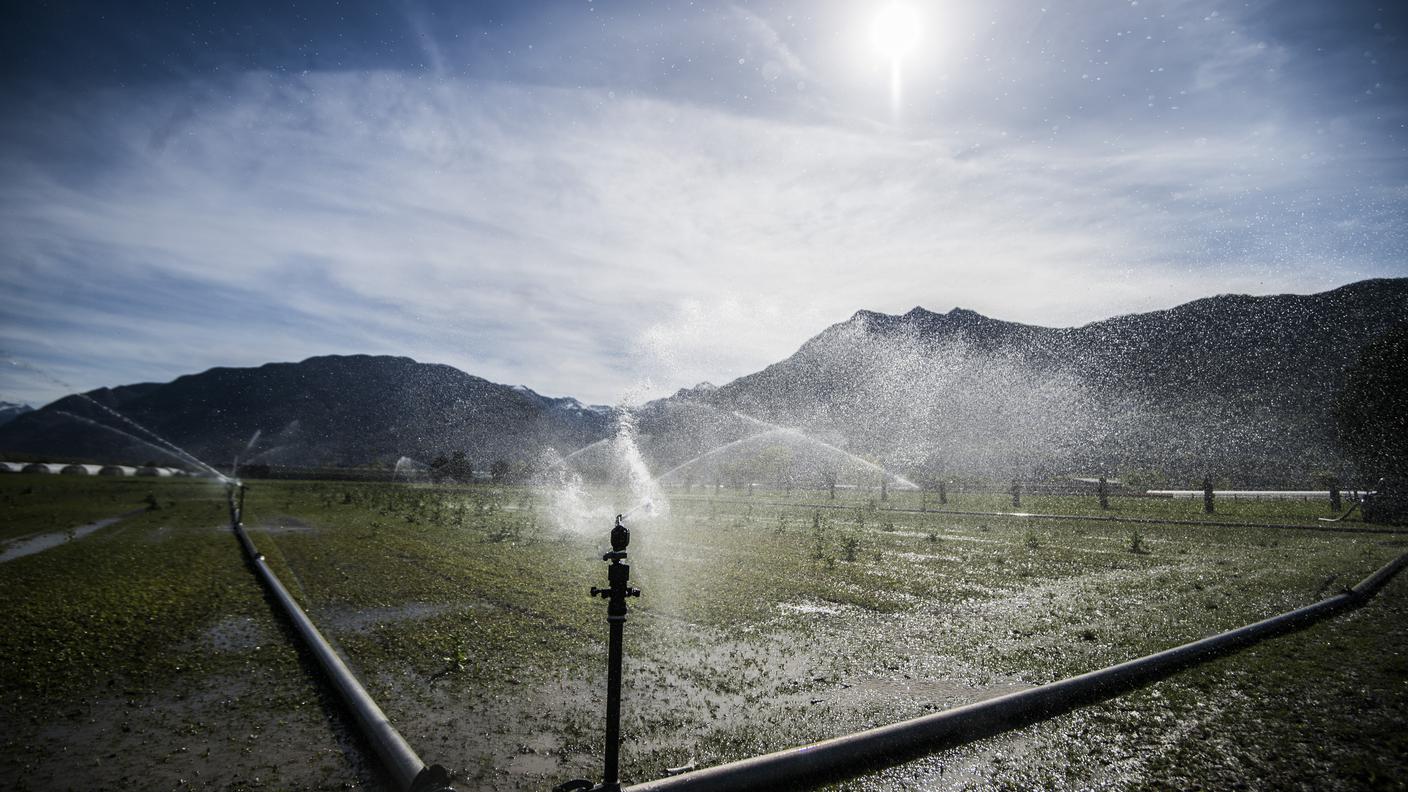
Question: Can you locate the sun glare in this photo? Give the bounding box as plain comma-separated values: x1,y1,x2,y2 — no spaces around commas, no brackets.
872,3,922,60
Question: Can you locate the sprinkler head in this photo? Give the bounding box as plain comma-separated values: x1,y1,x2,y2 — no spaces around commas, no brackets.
611,514,630,553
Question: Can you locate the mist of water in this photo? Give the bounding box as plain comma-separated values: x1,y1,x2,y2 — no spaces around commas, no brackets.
5,355,231,480
654,320,1131,483
559,437,612,464
393,455,428,481
610,408,667,518
231,429,263,477
534,407,668,535
53,410,210,473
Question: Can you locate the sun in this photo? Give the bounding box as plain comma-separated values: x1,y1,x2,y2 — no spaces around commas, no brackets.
871,3,922,60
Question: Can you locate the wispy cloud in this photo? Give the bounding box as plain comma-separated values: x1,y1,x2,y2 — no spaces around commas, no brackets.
0,0,1403,407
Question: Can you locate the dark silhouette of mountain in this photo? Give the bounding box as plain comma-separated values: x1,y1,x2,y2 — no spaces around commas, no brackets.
0,355,609,470
0,402,32,428
673,278,1408,485
2,279,1403,485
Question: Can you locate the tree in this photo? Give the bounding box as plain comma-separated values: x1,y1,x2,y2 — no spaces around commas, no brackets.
429,455,450,483
447,451,473,482
490,459,512,483
1336,322,1408,481
432,451,473,483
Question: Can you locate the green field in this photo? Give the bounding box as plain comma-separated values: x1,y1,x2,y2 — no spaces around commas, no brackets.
2,474,1405,791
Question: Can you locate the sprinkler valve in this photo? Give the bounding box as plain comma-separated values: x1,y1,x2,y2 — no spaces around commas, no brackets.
610,514,630,552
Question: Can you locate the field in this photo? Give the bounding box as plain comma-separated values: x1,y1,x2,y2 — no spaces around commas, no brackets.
2,474,1406,791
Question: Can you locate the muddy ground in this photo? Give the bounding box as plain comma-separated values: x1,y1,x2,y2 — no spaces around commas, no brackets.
1,477,1405,791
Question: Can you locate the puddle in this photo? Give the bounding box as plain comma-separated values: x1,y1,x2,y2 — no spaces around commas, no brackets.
0,514,129,563
506,751,562,775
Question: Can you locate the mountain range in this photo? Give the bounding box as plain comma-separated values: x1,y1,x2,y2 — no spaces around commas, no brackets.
0,402,32,429
1,278,1404,484
0,356,609,473
658,278,1408,484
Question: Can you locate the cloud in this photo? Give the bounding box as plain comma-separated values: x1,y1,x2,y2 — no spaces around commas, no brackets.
0,0,1404,407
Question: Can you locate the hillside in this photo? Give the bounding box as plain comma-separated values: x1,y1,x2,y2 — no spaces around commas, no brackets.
662,278,1408,484
2,279,1404,484
0,355,609,470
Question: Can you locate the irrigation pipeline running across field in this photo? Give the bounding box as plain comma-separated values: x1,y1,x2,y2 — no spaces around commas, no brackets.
215,485,1406,792
626,550,1408,792
673,495,1408,535
225,489,455,792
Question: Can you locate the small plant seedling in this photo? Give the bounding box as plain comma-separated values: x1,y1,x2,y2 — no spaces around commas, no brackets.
841,534,860,562
1129,528,1149,555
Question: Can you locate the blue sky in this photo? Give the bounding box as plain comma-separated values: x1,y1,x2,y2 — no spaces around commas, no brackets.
1,0,1404,406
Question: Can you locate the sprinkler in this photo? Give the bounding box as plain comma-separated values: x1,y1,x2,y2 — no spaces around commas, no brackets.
226,481,247,525
556,514,642,792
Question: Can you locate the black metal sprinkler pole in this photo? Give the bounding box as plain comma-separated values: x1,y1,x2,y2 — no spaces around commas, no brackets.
590,515,641,791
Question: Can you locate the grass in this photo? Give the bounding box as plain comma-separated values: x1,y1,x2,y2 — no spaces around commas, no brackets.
0,474,1404,791
0,474,216,542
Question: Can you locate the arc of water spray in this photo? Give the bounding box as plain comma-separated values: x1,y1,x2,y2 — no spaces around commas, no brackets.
611,407,667,519
61,397,229,480
779,427,920,490
54,410,230,482
239,443,288,467
668,410,922,490
7,355,229,481
232,429,263,477
558,436,612,465
733,410,920,489
652,427,794,482
622,499,654,518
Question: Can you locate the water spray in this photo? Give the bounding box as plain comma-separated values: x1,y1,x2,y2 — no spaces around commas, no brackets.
622,499,654,518
558,514,642,792
6,354,231,480
53,409,232,484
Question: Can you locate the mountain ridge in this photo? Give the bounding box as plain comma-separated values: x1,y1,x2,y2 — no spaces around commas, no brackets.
681,277,1408,482
1,278,1405,482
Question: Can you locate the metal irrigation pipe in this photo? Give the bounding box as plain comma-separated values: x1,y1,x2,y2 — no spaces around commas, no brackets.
226,486,454,792
626,551,1408,792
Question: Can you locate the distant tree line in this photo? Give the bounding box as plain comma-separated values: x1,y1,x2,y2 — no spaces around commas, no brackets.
429,451,474,483
428,452,535,484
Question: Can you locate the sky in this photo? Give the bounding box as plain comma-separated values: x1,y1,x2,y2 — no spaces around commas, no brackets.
1,0,1405,407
